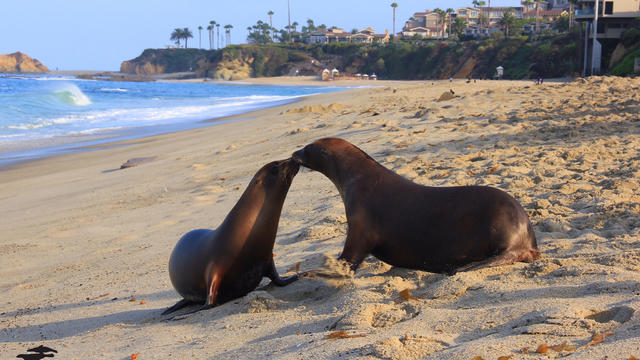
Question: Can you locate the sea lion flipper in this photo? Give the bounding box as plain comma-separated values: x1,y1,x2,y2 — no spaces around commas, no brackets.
166,303,215,320
455,252,521,272
338,232,370,271
161,298,193,315
265,259,300,286
206,271,222,306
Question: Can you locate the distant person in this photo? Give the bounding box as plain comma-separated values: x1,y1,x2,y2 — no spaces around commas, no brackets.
449,77,453,83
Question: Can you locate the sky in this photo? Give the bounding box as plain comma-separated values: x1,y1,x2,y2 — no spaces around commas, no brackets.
1,0,522,71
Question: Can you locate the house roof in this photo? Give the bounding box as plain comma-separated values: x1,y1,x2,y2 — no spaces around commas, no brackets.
481,6,522,11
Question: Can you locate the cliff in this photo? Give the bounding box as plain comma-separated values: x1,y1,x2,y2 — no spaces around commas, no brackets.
0,52,49,73
121,34,587,80
121,46,320,80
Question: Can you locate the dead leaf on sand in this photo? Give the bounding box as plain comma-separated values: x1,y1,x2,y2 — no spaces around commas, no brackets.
286,262,301,273
536,344,549,354
583,331,614,348
549,342,576,352
395,288,419,303
326,331,366,339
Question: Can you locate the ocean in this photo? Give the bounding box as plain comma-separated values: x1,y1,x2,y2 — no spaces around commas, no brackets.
0,74,348,166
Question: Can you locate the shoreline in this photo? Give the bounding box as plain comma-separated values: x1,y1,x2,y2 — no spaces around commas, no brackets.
2,76,639,359
0,76,370,169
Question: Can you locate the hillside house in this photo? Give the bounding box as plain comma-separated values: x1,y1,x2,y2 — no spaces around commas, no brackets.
304,27,389,44
402,11,447,38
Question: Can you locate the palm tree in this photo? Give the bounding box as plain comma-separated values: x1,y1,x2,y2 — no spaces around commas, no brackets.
224,24,233,46
434,8,445,39
210,21,217,49
182,27,193,48
391,3,398,37
292,21,299,32
306,18,316,33
568,0,577,28
209,21,216,49
207,25,213,49
472,0,486,29
446,8,455,37
268,10,274,27
498,8,516,36
170,28,183,47
287,0,292,39
216,23,221,49
535,0,545,33
522,0,542,33
198,26,203,48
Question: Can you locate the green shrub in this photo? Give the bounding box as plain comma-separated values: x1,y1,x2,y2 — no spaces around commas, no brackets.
621,28,640,48
611,48,640,75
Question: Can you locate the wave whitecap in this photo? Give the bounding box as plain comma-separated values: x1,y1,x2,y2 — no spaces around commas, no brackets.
53,83,91,106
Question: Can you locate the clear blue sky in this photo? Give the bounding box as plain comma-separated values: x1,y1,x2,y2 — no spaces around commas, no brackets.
1,0,521,71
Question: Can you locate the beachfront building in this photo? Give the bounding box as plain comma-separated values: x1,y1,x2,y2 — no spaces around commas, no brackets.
402,11,447,38
575,0,640,74
303,27,390,44
456,6,524,26
523,8,568,21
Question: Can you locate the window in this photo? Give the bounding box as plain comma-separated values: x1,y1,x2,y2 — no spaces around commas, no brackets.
604,1,613,14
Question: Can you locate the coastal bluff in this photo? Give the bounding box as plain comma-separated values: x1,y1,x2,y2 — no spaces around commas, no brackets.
0,52,49,73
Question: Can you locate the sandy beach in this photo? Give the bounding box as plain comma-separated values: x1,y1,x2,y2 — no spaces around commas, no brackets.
1,76,640,359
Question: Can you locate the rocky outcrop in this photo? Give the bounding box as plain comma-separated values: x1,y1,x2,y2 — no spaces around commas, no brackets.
120,48,208,75
120,61,166,75
209,57,252,80
0,52,49,73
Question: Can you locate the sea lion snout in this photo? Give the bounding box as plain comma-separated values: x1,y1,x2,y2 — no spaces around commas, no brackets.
281,158,300,180
291,148,305,164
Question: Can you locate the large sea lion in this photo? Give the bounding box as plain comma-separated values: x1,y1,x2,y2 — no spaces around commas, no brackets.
292,138,540,273
163,158,301,315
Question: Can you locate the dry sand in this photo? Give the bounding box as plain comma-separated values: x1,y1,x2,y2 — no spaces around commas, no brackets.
1,77,640,359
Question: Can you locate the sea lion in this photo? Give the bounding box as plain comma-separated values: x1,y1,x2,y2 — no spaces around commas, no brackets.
292,138,540,273
163,158,301,315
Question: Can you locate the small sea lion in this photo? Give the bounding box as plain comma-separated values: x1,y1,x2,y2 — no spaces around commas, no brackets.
163,158,301,315
292,138,540,273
